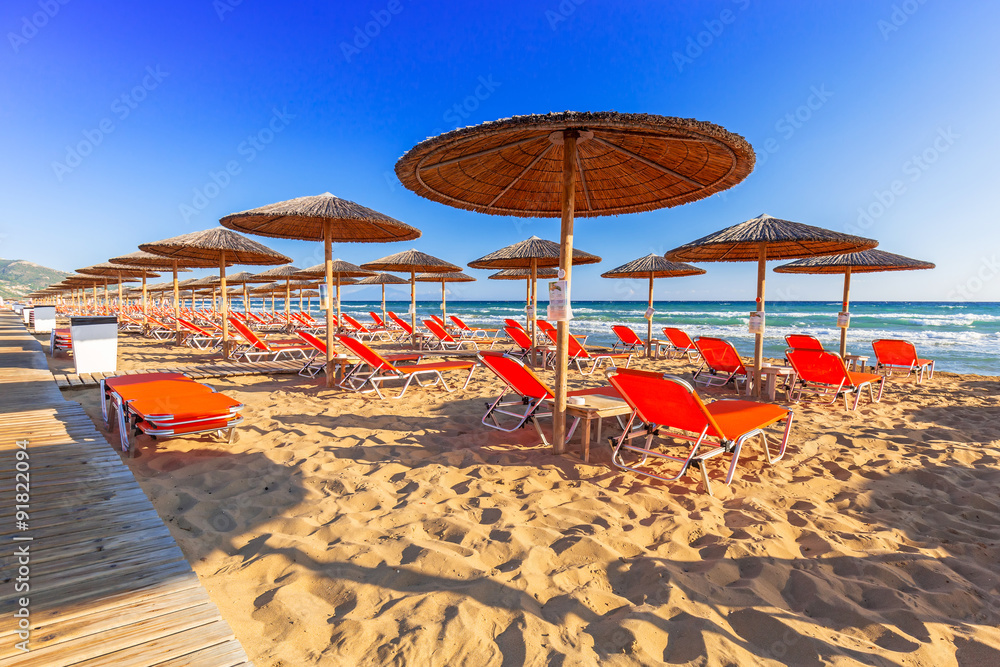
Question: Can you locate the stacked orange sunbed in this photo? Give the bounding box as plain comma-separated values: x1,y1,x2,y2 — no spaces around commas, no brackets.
101,372,243,455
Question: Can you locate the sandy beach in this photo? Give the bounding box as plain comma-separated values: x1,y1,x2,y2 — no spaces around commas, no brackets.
37,332,1000,666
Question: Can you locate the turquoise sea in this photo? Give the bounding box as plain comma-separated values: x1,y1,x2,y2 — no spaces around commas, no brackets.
233,300,1000,376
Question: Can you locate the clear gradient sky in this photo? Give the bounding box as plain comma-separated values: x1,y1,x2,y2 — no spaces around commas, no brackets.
2,0,998,302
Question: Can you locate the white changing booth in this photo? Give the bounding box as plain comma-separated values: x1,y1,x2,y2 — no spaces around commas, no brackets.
70,316,118,375
32,305,56,333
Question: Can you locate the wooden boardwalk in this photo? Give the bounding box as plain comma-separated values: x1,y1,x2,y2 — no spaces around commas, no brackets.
0,312,251,666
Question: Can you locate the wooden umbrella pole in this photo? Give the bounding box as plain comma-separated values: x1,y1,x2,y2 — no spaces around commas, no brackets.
840,266,851,359
553,129,578,455
117,276,123,316
530,258,538,367
336,274,342,329
298,287,303,312
285,278,291,326
141,274,148,326
243,283,249,315
381,284,386,323
220,252,229,359
103,278,108,314
441,281,447,324
753,242,766,398
173,260,181,346
647,272,654,357
410,271,417,347
324,221,336,387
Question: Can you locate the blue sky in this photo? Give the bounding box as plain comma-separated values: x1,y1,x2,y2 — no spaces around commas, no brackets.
2,0,998,302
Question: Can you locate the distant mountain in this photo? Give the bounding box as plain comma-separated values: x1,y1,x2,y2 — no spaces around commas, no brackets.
0,259,70,299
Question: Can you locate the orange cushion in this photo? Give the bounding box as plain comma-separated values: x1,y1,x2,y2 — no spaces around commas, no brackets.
706,400,788,440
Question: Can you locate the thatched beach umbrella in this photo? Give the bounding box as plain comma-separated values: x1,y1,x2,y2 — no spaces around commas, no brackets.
361,250,461,341
488,267,559,330
220,192,420,385
64,273,134,313
245,265,300,321
110,250,209,343
600,254,705,356
468,236,601,364
356,272,408,322
218,271,257,314
415,271,475,323
774,249,934,358
294,260,374,327
140,227,290,358
77,263,162,315
397,111,753,450
666,213,878,397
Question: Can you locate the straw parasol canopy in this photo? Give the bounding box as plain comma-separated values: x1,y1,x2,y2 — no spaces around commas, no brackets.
488,267,559,334
139,227,290,357
77,262,163,315
244,265,301,320
397,111,754,452
220,270,258,313
666,213,878,396
415,271,475,323
361,250,461,339
220,192,421,385
468,236,602,361
488,267,559,280
395,111,754,217
356,272,409,322
774,249,934,357
110,249,216,340
601,254,706,356
294,260,374,327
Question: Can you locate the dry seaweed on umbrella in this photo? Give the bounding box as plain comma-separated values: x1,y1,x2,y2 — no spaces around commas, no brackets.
361,249,461,274
294,260,374,278
773,249,934,274
139,227,291,265
665,213,878,262
600,254,705,279
468,236,601,269
415,272,475,283
220,192,420,242
396,111,755,218
356,272,408,285
488,267,559,280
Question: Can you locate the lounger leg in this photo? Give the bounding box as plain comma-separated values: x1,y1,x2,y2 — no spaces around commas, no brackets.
699,459,713,497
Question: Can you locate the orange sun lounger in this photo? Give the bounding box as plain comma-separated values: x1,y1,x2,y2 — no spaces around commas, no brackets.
692,336,748,390
478,351,621,447
336,334,477,399
611,325,645,354
102,373,243,455
423,319,495,351
660,327,700,361
785,334,825,351
450,315,501,340
294,329,423,379
542,327,631,375
228,316,313,362
342,313,392,342
786,348,885,410
607,368,793,496
872,338,935,383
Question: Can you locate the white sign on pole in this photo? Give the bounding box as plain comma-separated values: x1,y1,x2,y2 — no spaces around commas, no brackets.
547,280,572,322
748,311,765,335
